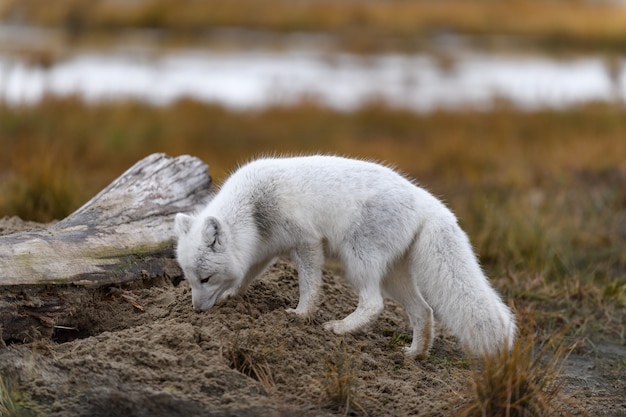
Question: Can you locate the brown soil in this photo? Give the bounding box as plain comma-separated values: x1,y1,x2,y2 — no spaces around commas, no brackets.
1,217,624,416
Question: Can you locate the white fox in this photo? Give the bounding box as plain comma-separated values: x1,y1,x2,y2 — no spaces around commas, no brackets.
174,155,516,358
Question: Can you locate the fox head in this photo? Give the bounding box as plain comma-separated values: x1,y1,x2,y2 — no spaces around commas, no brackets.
174,213,241,312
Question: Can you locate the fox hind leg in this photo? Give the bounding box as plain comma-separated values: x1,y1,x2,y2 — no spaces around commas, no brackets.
383,263,435,358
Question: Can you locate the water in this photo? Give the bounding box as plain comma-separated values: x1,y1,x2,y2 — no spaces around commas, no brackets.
1,48,624,111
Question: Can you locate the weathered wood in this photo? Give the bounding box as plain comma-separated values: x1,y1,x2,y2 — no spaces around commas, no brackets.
0,153,212,343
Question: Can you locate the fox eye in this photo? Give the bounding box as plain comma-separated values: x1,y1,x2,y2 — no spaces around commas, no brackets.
199,274,213,284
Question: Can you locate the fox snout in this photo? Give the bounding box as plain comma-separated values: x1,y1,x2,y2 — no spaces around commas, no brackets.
192,300,213,313
192,289,235,312
191,290,215,313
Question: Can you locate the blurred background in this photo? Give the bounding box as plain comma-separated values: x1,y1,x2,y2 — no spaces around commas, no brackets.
0,1,625,338
1,0,626,218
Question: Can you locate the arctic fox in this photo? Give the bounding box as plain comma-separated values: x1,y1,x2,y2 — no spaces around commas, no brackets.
174,155,516,358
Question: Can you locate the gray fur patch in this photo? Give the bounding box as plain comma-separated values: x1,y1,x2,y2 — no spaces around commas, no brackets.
250,180,284,240
252,198,278,239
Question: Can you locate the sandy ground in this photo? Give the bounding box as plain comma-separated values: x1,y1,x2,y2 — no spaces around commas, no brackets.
0,216,624,416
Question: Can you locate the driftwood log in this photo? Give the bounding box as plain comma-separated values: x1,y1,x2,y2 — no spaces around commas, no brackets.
0,153,212,344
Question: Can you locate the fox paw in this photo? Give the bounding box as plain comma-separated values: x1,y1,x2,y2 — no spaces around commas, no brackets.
286,307,317,321
402,345,429,359
285,307,307,316
323,320,349,334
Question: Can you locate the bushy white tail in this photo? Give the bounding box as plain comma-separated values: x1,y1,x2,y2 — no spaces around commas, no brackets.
412,221,516,356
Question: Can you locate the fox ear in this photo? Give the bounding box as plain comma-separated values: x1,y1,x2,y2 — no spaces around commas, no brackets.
174,213,194,237
203,216,222,250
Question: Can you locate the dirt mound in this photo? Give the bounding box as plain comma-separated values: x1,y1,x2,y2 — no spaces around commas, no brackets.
0,258,468,416
1,219,624,416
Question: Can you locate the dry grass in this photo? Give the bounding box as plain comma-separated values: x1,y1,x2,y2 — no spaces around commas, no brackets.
323,340,366,416
452,313,575,417
2,98,625,218
0,374,34,417
224,330,277,394
1,152,81,223
2,0,626,52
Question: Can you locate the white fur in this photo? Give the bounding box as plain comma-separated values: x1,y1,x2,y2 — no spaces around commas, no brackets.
175,155,516,358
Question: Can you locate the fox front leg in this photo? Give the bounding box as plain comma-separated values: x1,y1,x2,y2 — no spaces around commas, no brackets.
286,243,324,318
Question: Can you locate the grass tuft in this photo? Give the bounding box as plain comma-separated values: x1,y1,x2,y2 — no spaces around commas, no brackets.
323,340,366,416
452,314,575,417
225,331,276,393
0,374,34,417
